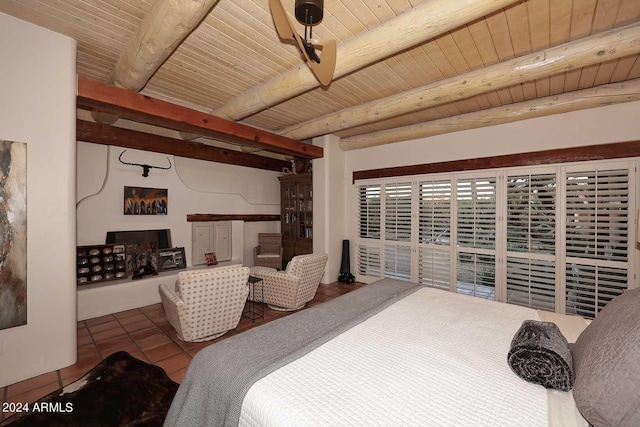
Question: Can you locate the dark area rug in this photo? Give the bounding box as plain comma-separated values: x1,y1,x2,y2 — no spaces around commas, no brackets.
1,351,179,427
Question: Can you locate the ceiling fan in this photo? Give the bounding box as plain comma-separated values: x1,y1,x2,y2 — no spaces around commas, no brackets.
269,0,337,86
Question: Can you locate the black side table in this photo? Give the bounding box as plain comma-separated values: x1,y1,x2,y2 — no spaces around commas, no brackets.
243,275,264,322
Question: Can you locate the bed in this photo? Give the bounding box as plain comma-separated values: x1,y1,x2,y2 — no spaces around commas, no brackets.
164,279,640,427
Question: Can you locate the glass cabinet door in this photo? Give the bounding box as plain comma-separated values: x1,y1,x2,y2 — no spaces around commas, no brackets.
280,173,313,265
298,182,312,239
282,183,296,238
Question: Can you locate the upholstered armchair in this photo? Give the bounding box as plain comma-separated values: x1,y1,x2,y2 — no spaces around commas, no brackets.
159,265,250,342
253,233,283,269
249,253,328,311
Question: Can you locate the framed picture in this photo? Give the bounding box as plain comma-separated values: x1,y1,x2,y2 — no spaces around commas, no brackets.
0,140,27,331
124,186,168,215
126,243,159,279
157,247,187,272
205,252,218,266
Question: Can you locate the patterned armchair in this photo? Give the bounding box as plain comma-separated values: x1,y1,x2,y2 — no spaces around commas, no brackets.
249,253,328,311
159,265,250,342
253,233,283,269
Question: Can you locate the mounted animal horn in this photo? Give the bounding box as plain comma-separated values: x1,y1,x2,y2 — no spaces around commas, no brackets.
118,150,172,177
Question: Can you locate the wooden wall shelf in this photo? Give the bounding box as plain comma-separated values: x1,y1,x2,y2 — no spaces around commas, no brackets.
187,214,280,222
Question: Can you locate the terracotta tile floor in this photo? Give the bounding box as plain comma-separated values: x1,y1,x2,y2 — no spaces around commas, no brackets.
0,281,365,422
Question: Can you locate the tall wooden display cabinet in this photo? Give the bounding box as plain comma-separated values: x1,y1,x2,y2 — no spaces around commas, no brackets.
279,173,312,267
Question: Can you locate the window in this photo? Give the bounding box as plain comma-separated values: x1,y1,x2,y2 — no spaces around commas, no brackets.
506,173,556,254
355,160,636,318
456,176,496,298
506,257,555,311
505,172,557,311
358,184,381,278
358,245,381,278
358,184,381,240
384,182,412,242
418,180,451,245
456,177,496,250
564,166,630,318
418,179,452,289
357,181,412,280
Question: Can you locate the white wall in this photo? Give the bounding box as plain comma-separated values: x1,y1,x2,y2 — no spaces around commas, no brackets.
312,134,346,283
0,13,77,387
341,101,640,279
75,143,281,317
76,144,281,262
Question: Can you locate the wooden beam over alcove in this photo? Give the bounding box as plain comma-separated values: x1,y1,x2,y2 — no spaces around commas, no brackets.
187,214,280,222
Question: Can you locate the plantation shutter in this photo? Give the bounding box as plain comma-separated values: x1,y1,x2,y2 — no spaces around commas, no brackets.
384,182,412,241
354,159,634,319
506,173,556,254
358,184,381,240
417,179,452,288
565,265,627,318
565,169,628,260
565,167,629,318
385,245,411,280
418,247,451,289
418,180,451,245
357,184,382,279
457,253,496,298
456,176,497,298
506,257,556,311
357,245,381,278
505,172,557,311
384,182,412,280
457,178,496,249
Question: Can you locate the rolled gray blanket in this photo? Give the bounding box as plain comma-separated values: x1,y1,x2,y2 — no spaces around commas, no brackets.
507,320,574,391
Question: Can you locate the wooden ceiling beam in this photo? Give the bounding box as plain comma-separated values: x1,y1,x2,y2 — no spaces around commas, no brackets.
212,0,522,121
111,0,220,92
76,119,291,172
77,76,323,159
340,79,640,150
281,22,640,141
92,0,220,125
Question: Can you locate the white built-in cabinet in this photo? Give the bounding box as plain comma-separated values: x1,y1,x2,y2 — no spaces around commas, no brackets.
192,221,232,265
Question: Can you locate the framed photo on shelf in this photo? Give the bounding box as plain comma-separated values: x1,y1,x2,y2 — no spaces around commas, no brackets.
157,247,186,272
205,252,218,266
126,243,158,277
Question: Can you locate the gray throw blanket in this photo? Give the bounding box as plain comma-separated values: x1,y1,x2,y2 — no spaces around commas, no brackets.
507,320,574,391
163,279,422,427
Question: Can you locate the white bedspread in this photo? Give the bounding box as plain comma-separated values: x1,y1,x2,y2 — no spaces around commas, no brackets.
239,287,582,427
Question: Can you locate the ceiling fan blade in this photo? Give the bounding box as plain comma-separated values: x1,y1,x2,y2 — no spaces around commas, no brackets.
307,38,336,86
269,0,296,42
269,0,336,86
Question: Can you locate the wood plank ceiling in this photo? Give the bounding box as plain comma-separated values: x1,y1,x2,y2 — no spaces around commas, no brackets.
2,0,639,161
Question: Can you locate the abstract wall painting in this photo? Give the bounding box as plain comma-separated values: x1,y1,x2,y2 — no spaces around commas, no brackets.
124,186,168,215
0,140,27,331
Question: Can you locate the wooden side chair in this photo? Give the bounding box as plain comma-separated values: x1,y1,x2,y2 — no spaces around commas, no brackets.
253,233,283,270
